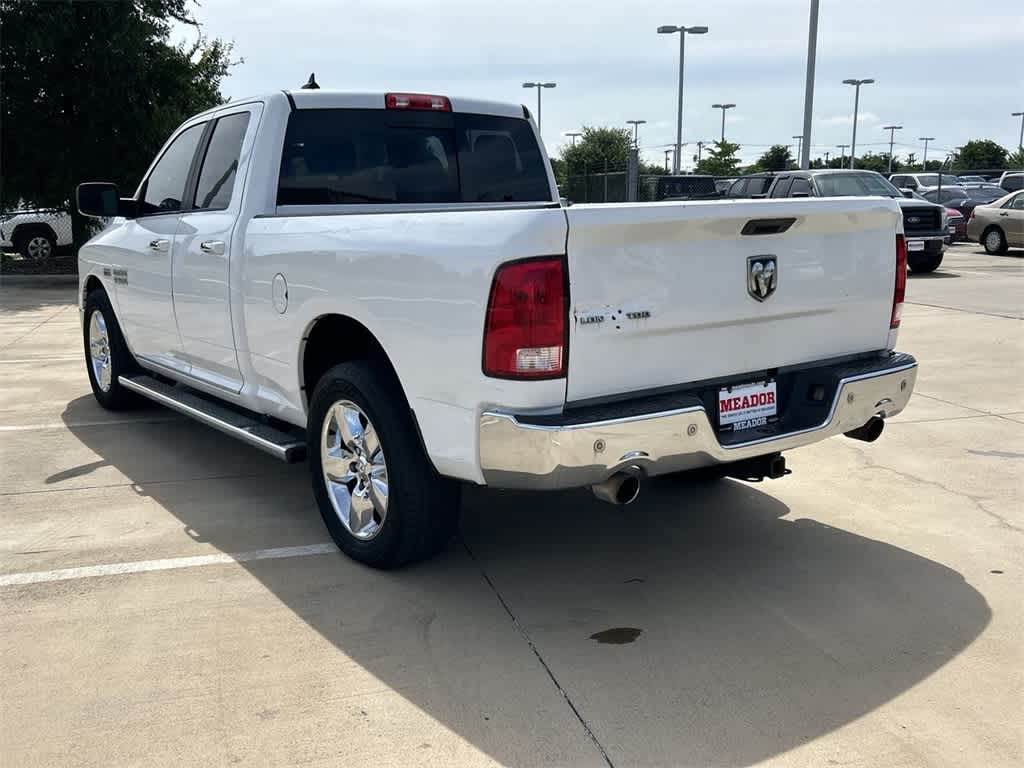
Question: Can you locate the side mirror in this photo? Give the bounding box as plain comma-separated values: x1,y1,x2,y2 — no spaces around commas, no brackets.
901,189,914,198
77,182,135,218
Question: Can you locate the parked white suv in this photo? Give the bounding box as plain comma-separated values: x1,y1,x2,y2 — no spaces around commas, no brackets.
76,89,918,567
888,172,963,192
0,207,72,259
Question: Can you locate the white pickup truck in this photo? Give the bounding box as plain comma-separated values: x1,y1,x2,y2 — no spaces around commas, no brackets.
76,89,917,567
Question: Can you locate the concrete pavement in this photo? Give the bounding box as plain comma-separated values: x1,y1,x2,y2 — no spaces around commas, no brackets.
1,244,1021,767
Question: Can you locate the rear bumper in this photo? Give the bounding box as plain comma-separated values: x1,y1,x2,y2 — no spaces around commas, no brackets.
479,353,917,490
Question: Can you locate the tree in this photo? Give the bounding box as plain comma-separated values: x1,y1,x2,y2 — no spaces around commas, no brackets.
694,140,741,175
753,145,793,172
0,0,235,232
852,152,892,174
957,139,1009,170
1008,148,1024,168
560,126,632,170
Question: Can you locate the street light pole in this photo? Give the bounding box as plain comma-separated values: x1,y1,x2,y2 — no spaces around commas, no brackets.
824,151,830,165
919,137,934,170
565,132,582,147
712,103,735,142
658,24,709,174
792,135,804,164
626,119,647,148
1013,111,1024,151
842,77,874,169
664,149,672,171
799,0,819,170
696,140,706,164
882,125,902,173
837,144,849,167
522,81,556,134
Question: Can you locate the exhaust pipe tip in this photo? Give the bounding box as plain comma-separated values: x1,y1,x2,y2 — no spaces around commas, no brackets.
591,471,642,506
844,416,885,443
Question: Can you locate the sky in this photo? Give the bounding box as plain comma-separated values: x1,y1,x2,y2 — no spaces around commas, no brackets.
175,0,1024,169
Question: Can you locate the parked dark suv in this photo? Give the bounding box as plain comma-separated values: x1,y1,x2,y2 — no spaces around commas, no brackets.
764,169,947,273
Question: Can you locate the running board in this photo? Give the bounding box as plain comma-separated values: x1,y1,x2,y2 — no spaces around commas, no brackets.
118,375,307,463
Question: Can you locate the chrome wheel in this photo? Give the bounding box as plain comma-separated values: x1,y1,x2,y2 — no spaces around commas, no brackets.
26,235,53,259
984,229,1003,252
320,400,388,540
88,310,112,392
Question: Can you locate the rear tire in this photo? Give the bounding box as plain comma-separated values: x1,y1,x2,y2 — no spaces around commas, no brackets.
307,361,460,568
83,288,141,410
982,227,1008,255
907,252,943,273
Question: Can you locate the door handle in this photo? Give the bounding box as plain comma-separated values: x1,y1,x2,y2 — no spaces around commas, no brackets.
999,212,1009,217
200,240,225,255
148,239,170,252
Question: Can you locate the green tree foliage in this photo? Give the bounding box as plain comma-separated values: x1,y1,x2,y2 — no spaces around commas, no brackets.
957,139,1009,170
694,140,741,175
560,126,632,170
752,144,793,172
0,0,235,218
1008,148,1024,167
852,152,892,174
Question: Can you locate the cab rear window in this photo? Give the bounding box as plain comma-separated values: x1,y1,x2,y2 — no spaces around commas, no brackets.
278,109,552,205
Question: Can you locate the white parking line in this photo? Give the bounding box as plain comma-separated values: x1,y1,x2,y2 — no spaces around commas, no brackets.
0,543,339,587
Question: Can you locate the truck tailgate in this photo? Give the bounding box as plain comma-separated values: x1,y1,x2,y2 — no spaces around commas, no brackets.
564,198,901,402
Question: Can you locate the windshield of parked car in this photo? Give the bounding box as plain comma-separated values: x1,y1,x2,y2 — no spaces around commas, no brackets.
965,187,1005,202
814,172,901,198
915,174,961,187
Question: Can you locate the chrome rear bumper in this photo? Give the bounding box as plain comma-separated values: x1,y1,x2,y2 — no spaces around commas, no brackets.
479,354,917,490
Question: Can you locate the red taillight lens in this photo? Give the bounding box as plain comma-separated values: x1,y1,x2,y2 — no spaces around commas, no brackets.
385,93,451,111
892,234,907,329
483,257,567,379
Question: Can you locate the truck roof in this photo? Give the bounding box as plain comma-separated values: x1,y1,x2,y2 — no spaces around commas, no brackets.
197,90,529,121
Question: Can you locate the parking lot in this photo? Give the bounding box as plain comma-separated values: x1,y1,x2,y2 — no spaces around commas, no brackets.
1,243,1021,767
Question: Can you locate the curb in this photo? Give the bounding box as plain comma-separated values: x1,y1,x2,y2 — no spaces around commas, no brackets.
0,274,79,287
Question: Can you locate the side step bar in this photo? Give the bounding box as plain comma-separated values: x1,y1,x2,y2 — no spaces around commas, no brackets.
119,375,307,463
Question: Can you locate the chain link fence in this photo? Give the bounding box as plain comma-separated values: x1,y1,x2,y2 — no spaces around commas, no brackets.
564,161,631,203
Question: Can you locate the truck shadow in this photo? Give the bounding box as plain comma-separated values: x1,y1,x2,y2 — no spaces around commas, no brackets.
60,398,991,767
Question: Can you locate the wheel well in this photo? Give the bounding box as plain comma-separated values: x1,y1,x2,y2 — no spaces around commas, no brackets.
301,314,402,403
83,275,104,305
12,223,58,244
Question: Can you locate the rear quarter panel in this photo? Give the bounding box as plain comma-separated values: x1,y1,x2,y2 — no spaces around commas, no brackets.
241,207,568,482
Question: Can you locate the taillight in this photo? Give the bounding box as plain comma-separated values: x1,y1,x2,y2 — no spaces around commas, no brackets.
892,234,907,329
385,93,451,111
483,257,567,379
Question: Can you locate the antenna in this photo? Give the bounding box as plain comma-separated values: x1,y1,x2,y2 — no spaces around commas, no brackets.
301,73,320,90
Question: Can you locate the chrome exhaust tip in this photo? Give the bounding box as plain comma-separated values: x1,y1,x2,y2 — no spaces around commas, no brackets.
591,470,641,506
844,416,885,443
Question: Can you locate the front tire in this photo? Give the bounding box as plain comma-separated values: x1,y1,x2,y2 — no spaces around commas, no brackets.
83,289,140,410
308,361,459,568
14,230,56,260
982,227,1008,255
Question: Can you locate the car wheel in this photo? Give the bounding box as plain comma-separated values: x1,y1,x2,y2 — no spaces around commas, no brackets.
308,361,460,568
907,252,943,273
982,227,1008,255
14,230,56,260
83,289,141,410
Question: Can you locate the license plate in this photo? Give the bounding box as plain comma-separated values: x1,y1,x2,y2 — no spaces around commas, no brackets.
718,380,777,431
907,239,925,251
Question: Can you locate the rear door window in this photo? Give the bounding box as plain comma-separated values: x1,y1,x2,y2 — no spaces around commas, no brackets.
789,177,813,196
728,179,748,197
770,177,793,198
194,112,251,210
278,109,552,205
